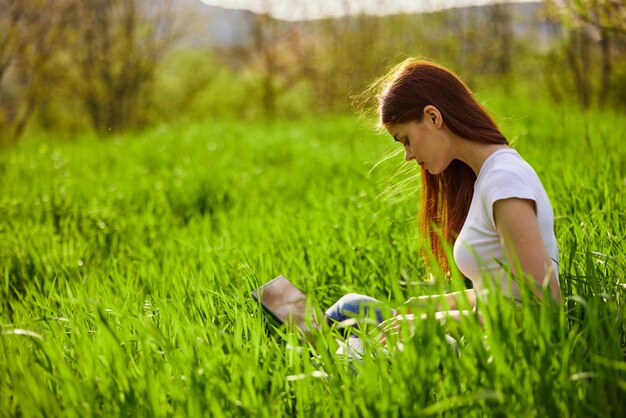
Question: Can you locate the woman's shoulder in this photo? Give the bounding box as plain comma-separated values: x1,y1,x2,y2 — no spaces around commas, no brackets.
478,149,539,186
475,148,546,205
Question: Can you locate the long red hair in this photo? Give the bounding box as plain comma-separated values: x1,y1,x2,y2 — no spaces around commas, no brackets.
377,59,508,272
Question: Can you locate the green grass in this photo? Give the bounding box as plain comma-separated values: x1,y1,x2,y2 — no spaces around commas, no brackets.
1,96,625,416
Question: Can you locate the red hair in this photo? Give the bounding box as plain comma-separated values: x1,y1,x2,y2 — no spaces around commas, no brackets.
377,59,508,272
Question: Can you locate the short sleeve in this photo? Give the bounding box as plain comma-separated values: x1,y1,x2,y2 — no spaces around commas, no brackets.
480,166,537,229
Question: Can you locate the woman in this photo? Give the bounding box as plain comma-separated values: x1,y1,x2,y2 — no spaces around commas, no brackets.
325,59,561,331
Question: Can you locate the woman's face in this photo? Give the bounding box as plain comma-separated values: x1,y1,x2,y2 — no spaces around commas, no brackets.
386,115,453,175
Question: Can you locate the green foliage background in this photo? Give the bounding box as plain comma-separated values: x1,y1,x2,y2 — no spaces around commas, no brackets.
1,88,625,415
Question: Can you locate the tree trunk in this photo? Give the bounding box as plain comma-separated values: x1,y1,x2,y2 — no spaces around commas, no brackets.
490,4,512,76
566,29,591,109
598,29,611,107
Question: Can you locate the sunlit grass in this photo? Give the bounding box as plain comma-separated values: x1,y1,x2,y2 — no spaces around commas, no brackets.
1,98,625,416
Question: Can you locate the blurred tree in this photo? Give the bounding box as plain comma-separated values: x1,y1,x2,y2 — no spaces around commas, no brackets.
220,0,321,118
250,8,281,118
0,0,71,141
306,0,396,113
65,0,178,133
0,0,180,140
545,0,626,107
489,3,514,76
447,3,516,83
310,16,345,112
214,0,285,118
0,0,24,141
0,0,20,88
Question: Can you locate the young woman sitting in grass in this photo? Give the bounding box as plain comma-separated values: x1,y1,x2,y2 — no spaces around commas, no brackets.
325,59,561,333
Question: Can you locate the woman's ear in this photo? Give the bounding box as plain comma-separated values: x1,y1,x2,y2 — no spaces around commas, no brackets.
423,105,442,128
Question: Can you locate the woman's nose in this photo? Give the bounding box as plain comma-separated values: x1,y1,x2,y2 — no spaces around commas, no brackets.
404,147,415,162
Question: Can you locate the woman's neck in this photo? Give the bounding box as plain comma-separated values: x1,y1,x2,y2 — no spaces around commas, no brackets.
453,139,509,176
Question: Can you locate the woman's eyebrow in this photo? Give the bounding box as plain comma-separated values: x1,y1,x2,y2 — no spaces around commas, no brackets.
393,133,400,142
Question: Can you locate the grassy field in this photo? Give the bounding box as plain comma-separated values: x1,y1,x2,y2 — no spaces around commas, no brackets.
1,94,625,416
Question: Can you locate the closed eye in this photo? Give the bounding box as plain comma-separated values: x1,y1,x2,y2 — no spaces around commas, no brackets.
393,133,410,148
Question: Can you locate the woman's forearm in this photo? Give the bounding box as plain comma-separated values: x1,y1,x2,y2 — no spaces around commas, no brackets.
405,289,476,312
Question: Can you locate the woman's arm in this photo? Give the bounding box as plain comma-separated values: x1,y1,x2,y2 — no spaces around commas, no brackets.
380,287,477,345
493,198,561,303
380,295,476,345
404,289,476,312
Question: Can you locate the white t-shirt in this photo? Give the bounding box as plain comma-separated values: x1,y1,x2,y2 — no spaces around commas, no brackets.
453,148,559,299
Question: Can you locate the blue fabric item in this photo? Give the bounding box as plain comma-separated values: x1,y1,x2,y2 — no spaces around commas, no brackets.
325,293,395,326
